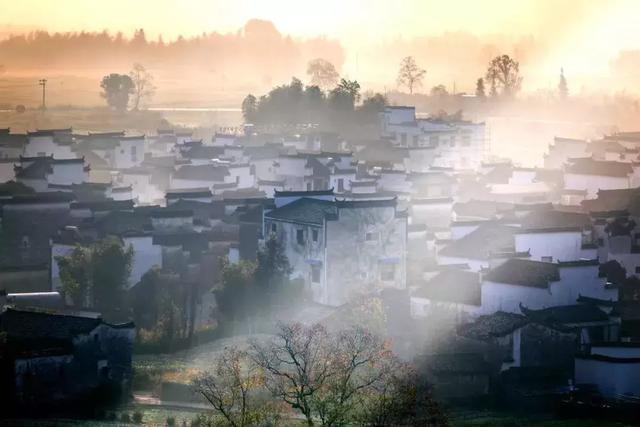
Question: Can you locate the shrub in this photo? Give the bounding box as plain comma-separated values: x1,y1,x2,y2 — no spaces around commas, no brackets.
132,410,144,423
120,412,131,423
166,416,176,426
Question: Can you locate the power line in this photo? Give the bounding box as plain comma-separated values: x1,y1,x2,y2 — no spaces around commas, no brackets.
38,78,47,110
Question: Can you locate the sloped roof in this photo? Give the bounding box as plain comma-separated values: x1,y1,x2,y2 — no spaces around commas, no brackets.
483,258,560,288
565,158,632,177
521,304,609,324
520,210,591,231
0,308,101,341
457,311,529,340
438,223,517,260
412,269,480,306
173,164,229,182
265,198,337,225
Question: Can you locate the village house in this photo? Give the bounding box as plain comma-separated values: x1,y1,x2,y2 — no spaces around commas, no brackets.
23,129,75,159
0,307,135,414
264,196,407,306
563,158,633,199
480,258,617,315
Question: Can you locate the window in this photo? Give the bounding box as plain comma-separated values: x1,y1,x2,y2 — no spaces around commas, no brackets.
598,238,604,247
430,135,439,146
635,266,640,274
400,133,407,145
541,256,553,263
271,223,277,234
380,263,395,281
311,264,321,283
312,229,319,242
306,182,312,191
297,229,305,245
337,178,344,192
131,145,138,162
412,135,419,146
365,231,379,242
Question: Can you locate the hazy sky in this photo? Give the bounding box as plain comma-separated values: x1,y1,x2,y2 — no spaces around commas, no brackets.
3,0,640,92
1,0,636,43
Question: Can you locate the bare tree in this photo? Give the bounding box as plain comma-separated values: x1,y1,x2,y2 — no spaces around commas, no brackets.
251,323,396,426
251,323,332,426
396,56,426,94
129,62,156,110
311,327,388,426
307,58,339,91
192,347,266,427
485,54,522,98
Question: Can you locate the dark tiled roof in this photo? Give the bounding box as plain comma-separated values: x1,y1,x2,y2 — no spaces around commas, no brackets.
274,189,334,197
265,198,337,225
412,269,480,306
183,145,224,159
521,210,591,230
173,165,229,182
521,304,609,324
457,311,529,340
166,188,212,198
71,199,134,211
438,223,517,260
483,258,560,288
0,308,100,341
565,158,633,177
453,200,513,219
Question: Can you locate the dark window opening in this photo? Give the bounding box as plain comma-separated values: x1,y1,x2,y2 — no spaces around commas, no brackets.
297,229,305,245
312,229,319,242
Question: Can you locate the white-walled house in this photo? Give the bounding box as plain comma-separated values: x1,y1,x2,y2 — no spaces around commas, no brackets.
437,223,519,272
23,129,75,159
514,227,597,263
15,157,89,191
122,233,162,288
264,197,407,306
563,159,632,199
113,136,145,169
480,259,617,315
575,343,640,398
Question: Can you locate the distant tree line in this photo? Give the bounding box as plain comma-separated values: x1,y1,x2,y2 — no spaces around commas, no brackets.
0,21,344,85
241,75,386,128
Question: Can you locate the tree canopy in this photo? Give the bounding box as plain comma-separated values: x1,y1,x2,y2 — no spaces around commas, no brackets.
485,54,522,98
100,73,135,112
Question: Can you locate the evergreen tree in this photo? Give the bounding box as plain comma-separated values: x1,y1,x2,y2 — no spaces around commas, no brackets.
558,67,568,99
475,77,486,99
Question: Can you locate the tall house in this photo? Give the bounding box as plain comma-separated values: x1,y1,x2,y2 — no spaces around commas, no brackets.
264,197,407,306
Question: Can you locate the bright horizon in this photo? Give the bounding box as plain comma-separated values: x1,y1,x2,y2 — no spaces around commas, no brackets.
2,0,640,93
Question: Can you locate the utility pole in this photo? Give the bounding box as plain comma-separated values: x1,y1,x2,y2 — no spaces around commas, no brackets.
38,79,47,110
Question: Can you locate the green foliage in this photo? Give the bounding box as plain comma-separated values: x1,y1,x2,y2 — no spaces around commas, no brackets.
216,235,300,325
475,78,486,98
307,58,340,90
215,259,258,323
241,94,257,123
100,73,135,112
92,236,134,311
431,84,449,98
485,54,522,98
55,236,133,310
243,76,380,129
132,411,144,424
